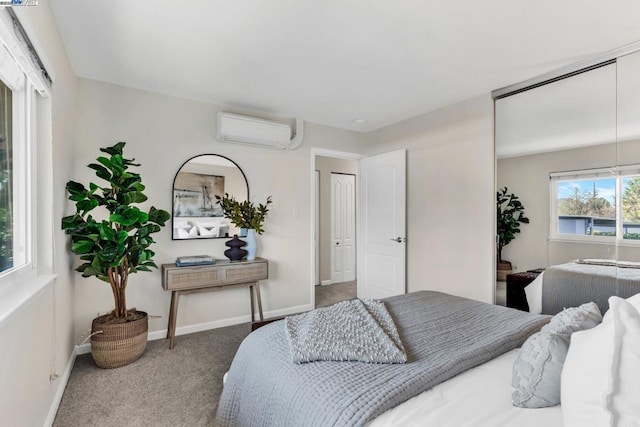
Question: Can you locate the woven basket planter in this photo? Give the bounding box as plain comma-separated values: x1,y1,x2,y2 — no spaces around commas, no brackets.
91,311,148,369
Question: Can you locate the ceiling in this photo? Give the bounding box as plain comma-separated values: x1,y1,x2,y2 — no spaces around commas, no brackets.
50,0,640,133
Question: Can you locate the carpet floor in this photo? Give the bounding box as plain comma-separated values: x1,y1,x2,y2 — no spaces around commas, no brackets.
54,283,356,426
315,280,357,308
53,323,251,427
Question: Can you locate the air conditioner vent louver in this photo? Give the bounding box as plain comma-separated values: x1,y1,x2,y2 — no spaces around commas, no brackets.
217,112,294,149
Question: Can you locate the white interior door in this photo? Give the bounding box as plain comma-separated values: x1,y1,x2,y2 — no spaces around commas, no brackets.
331,173,356,283
358,149,406,299
315,170,320,285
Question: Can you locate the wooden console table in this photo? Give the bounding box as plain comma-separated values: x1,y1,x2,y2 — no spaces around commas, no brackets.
161,258,268,349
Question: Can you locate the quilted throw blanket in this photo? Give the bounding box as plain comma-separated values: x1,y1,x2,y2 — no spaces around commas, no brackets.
216,291,550,427
285,298,407,364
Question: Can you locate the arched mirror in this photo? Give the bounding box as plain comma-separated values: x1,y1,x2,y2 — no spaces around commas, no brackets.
172,154,248,239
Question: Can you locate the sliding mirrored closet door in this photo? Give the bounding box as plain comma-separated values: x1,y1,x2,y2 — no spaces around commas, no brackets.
615,51,640,294
495,61,618,311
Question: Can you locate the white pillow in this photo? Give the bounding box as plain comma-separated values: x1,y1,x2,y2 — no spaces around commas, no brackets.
198,225,218,237
561,296,640,426
524,273,543,315
188,225,199,237
176,228,189,239
196,221,220,228
627,292,640,312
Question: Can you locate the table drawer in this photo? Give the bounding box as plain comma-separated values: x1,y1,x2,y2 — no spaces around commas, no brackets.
162,259,268,291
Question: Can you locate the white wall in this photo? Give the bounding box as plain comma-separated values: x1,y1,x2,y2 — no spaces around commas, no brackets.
0,1,78,425
73,78,366,340
364,94,495,303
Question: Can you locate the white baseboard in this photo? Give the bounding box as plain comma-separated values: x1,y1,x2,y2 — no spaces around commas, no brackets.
75,303,313,355
44,346,77,427
320,280,333,286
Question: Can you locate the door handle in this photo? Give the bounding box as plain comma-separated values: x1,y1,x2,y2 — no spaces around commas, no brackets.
390,237,406,243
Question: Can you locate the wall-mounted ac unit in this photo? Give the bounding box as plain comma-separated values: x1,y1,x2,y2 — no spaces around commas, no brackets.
216,112,303,150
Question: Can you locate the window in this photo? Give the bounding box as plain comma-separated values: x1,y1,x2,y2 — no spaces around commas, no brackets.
0,80,13,272
621,175,640,240
551,168,640,242
0,50,32,278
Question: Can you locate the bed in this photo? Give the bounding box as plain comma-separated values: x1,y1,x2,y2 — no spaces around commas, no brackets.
215,291,552,426
370,348,562,427
524,259,640,315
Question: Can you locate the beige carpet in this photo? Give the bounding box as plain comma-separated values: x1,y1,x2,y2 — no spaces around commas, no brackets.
54,282,357,426
315,280,357,308
54,323,251,426
496,281,506,306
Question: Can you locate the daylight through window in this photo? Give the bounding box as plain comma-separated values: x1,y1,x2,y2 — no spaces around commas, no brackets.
551,169,640,241
0,80,13,272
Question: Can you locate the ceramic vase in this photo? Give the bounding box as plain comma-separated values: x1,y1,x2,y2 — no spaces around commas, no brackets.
224,235,247,261
245,229,257,260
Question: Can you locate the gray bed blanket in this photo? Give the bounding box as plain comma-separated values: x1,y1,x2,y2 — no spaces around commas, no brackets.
285,298,406,364
542,261,640,315
216,291,550,427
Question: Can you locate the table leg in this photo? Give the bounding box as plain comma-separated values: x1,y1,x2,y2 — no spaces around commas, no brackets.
167,291,176,339
169,291,180,349
255,282,264,321
249,285,255,322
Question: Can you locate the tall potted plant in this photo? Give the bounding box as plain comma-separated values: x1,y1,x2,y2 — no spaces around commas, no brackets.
497,187,529,280
216,193,272,260
62,142,170,368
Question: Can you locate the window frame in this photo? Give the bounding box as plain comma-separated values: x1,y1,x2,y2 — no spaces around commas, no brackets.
549,166,640,246
0,50,36,282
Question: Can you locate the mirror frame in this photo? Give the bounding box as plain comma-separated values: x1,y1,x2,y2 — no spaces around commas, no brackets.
171,154,249,240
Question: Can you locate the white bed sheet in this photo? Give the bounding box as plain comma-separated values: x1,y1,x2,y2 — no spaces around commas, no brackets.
369,348,563,427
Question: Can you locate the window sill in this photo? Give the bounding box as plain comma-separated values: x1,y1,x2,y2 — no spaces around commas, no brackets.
548,237,640,247
0,273,57,328
548,236,615,245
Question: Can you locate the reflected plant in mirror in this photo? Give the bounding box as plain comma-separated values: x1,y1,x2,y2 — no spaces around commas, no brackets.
497,187,529,273
172,155,248,240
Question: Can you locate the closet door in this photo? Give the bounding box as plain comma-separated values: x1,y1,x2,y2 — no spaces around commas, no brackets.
331,173,356,283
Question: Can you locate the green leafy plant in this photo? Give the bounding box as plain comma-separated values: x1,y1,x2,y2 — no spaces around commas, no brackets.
61,142,170,321
497,187,529,265
215,193,272,235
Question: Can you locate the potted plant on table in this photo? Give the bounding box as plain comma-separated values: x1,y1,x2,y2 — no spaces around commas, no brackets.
216,193,272,261
61,142,170,368
496,187,529,281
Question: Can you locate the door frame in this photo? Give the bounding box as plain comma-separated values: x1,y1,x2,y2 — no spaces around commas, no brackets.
309,148,365,309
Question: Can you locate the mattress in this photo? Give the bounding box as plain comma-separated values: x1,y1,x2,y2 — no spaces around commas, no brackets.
370,348,563,427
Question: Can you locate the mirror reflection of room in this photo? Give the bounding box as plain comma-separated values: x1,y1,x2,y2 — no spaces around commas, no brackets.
172,154,248,239
495,52,640,314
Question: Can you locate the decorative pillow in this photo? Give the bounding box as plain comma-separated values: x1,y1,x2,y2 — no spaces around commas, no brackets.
511,331,569,408
561,296,640,426
196,221,220,228
198,225,218,237
511,301,602,409
541,302,602,336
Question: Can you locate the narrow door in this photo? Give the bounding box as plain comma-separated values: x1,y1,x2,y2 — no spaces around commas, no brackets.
331,173,356,283
315,170,320,285
358,149,407,298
